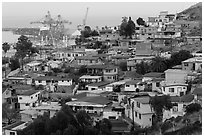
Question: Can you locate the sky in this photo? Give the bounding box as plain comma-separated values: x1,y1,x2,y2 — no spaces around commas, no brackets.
2,2,196,29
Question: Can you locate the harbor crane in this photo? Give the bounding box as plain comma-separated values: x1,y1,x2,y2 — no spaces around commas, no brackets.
30,11,72,46
77,7,89,31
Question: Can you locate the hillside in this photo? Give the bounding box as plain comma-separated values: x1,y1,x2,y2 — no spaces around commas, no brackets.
178,2,202,21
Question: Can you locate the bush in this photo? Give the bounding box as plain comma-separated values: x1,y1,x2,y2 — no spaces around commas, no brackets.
185,103,201,114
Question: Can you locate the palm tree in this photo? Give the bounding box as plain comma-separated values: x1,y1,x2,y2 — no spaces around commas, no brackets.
151,56,168,72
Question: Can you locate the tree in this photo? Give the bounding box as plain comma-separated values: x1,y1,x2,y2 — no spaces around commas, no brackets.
136,17,146,26
169,50,193,67
91,30,99,36
52,68,62,73
119,61,127,71
125,17,136,39
185,103,201,114
14,35,37,71
97,118,112,134
119,16,128,37
151,56,168,72
150,95,172,134
2,42,10,57
2,103,18,125
135,61,151,75
9,58,20,71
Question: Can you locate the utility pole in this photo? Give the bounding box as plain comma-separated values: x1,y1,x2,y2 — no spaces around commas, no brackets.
132,102,135,131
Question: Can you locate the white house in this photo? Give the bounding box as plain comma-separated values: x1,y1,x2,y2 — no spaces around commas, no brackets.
161,83,188,96
86,81,110,91
17,90,41,110
79,75,103,83
126,95,154,128
124,80,145,92
3,121,27,135
163,94,194,121
34,76,73,86
66,96,111,115
23,61,42,72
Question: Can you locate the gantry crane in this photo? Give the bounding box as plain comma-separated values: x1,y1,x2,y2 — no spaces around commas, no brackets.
30,11,72,46
77,7,89,31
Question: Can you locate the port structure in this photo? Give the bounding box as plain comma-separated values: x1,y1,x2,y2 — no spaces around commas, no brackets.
30,11,72,46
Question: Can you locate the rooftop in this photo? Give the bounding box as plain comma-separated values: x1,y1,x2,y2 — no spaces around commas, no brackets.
132,96,150,104
17,89,41,96
182,57,202,63
87,81,111,87
35,76,72,81
125,80,142,85
3,121,26,130
164,69,189,73
75,56,100,60
26,61,42,67
170,94,194,103
80,75,102,79
143,72,164,78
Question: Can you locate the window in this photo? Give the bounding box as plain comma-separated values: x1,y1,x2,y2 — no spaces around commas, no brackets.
177,87,182,92
109,116,116,119
90,60,93,63
87,106,93,110
135,111,138,117
79,60,81,63
38,80,42,83
139,114,141,119
149,118,151,121
169,88,174,93
107,76,112,79
107,35,109,38
184,63,188,66
25,103,30,106
156,82,160,87
137,102,140,108
35,94,38,97
126,85,130,87
19,97,22,100
62,80,64,82
10,132,15,135
31,96,33,99
67,54,70,57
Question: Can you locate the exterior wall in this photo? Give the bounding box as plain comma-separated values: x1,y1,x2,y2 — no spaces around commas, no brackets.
103,68,118,82
58,80,72,86
162,85,187,96
103,75,118,82
4,129,17,135
21,113,33,122
77,59,103,66
103,111,122,119
23,65,41,72
35,80,46,86
80,77,102,83
127,99,154,127
165,71,188,84
87,85,103,91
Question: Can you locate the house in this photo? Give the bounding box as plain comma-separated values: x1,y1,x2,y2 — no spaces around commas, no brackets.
23,61,42,72
86,81,110,91
75,56,103,66
137,26,157,40
182,57,202,72
192,87,202,104
86,65,107,75
164,69,189,84
2,87,19,110
34,76,73,87
161,83,188,96
20,109,38,122
66,95,112,116
127,56,154,71
3,121,28,135
124,80,145,92
79,75,103,83
47,60,63,69
17,90,41,110
32,102,61,118
103,103,124,120
126,95,154,127
103,65,119,82
123,71,142,81
185,36,202,44
163,94,194,121
111,55,130,65
142,72,164,82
